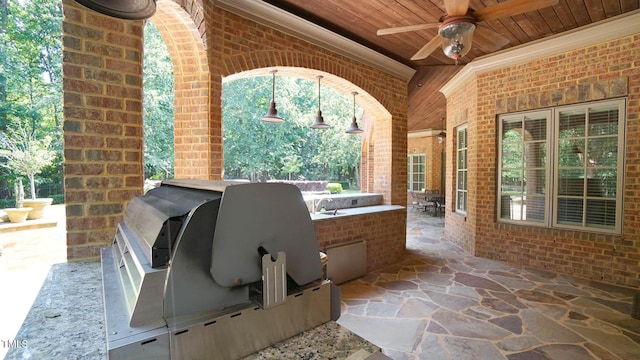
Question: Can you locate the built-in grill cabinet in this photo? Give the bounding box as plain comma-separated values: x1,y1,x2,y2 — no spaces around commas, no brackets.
101,180,340,359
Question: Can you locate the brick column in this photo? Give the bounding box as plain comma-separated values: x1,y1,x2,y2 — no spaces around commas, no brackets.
62,0,144,259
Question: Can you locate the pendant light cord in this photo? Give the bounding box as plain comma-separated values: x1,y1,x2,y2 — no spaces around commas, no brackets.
317,76,322,111
352,92,356,117
271,72,276,102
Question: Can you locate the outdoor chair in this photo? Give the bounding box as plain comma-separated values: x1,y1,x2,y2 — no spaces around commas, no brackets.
410,191,436,213
435,197,445,217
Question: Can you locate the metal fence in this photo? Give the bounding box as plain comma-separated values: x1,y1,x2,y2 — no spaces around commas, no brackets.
0,183,64,200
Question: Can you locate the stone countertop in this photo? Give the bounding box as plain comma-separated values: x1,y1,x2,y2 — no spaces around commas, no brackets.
5,261,381,360
243,321,381,359
5,261,106,359
310,205,404,221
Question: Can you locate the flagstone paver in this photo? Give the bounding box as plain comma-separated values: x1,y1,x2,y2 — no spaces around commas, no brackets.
337,211,640,359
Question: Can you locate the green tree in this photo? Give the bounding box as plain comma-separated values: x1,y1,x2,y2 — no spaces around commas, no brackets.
0,118,56,199
0,0,62,195
0,0,8,130
222,75,362,184
143,21,174,179
281,154,302,180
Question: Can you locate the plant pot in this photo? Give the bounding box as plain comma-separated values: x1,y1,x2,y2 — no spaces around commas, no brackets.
22,198,53,220
3,207,33,223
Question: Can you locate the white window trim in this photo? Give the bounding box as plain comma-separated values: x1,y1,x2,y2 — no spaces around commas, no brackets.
407,153,426,192
497,98,626,234
456,125,468,215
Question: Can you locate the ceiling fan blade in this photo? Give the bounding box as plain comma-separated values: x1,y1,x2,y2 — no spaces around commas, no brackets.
474,0,559,22
444,0,470,16
473,26,510,52
411,36,443,60
377,23,440,36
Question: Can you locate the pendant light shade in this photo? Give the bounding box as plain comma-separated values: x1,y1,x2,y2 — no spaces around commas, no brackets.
310,75,330,129
74,0,156,20
346,92,364,134
261,70,284,123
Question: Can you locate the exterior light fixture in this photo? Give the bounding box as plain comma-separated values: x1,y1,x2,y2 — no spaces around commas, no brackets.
310,75,330,129
437,117,446,144
261,70,284,123
74,0,156,20
345,92,364,134
438,18,475,65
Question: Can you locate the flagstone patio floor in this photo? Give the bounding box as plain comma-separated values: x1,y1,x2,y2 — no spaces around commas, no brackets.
337,211,640,359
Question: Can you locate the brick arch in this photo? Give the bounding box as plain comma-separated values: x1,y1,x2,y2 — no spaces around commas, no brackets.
224,66,392,194
220,51,403,199
224,67,392,121
151,1,210,179
222,55,393,121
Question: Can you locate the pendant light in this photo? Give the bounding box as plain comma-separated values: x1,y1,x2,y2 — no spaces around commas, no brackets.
310,75,330,129
345,92,364,134
261,70,284,123
74,0,156,20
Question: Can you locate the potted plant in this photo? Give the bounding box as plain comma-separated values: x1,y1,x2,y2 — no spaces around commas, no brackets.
2,179,32,223
0,120,56,220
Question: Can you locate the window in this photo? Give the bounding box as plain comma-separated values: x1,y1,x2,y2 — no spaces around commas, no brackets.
407,154,426,191
499,111,549,223
498,99,625,234
456,126,468,213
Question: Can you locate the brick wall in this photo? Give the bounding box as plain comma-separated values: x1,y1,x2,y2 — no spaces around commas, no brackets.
444,78,478,254
210,7,408,204
62,0,408,260
314,209,407,272
62,0,144,259
446,34,640,287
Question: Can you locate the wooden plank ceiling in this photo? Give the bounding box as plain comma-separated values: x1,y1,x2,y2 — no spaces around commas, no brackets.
263,0,639,131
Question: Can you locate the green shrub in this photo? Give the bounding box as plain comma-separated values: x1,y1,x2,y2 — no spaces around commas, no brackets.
51,194,64,205
0,199,15,209
326,183,343,194
331,180,349,190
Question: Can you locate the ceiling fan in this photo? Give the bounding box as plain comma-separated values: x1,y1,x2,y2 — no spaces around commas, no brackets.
377,0,559,64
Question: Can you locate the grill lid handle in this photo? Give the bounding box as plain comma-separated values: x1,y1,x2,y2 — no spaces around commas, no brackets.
250,248,287,309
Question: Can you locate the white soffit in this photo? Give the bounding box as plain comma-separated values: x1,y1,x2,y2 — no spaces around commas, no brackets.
214,0,416,82
440,9,640,98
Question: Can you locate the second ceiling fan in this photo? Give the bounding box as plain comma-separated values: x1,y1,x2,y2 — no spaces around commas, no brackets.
377,0,559,64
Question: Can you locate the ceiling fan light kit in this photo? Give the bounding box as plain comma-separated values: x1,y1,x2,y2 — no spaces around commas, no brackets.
377,0,560,62
439,17,476,63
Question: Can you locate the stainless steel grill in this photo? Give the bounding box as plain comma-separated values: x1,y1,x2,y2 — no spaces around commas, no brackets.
101,179,340,359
